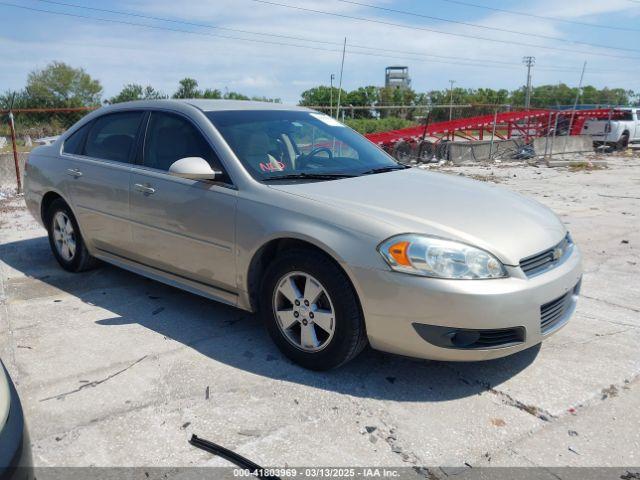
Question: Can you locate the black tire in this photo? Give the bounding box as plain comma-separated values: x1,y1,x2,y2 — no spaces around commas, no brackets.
46,198,99,272
617,134,630,151
259,249,367,370
435,140,450,160
416,140,435,163
392,141,413,164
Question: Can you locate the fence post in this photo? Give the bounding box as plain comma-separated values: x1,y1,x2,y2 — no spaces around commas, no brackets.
488,109,498,161
8,111,22,193
548,113,559,161
543,111,552,159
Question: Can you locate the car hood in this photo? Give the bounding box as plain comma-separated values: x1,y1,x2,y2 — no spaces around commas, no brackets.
268,168,566,265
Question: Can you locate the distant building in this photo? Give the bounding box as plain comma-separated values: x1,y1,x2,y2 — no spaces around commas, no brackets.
385,66,411,89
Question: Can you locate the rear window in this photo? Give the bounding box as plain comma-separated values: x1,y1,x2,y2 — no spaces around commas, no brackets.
62,123,90,155
84,112,144,163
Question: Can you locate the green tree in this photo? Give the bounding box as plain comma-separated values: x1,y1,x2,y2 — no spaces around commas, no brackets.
108,83,166,104
202,88,222,99
250,96,282,103
345,86,379,118
299,85,348,110
378,87,416,118
173,78,201,99
224,91,250,100
0,90,29,109
25,61,102,107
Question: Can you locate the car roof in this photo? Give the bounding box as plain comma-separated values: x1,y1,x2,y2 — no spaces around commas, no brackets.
102,99,313,113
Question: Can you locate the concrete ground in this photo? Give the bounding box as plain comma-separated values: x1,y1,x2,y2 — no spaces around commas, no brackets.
0,154,639,472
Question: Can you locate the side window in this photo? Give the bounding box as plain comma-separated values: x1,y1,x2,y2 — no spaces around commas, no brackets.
143,112,222,172
84,111,143,163
62,123,91,155
636,110,640,121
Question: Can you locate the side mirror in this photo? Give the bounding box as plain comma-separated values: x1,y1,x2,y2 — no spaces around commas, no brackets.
168,157,221,181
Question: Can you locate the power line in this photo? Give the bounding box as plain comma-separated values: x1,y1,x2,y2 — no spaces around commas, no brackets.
0,2,526,71
1,2,635,78
27,0,544,70
332,0,637,53
245,0,640,60
435,0,640,33
1,1,611,74
34,0,345,47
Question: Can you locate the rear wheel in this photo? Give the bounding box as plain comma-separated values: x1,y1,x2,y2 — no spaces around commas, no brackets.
617,133,630,151
260,250,367,370
46,198,99,272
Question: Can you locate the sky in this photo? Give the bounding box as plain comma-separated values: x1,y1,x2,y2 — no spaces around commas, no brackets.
1,0,640,103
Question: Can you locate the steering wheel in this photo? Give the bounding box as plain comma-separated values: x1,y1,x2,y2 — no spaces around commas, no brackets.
298,147,333,168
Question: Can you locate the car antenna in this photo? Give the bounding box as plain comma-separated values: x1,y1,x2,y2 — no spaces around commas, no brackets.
189,434,282,480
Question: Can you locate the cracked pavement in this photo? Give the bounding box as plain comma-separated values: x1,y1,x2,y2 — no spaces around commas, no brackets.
0,155,639,470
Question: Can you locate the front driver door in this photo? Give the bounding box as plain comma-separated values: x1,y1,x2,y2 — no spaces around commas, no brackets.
128,110,238,301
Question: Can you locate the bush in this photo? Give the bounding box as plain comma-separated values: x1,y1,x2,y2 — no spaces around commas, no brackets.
344,117,417,135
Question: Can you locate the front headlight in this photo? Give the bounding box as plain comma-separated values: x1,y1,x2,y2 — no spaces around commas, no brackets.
378,234,507,279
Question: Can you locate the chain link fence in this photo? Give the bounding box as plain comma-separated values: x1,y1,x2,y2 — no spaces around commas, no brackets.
1,107,97,193
353,105,603,166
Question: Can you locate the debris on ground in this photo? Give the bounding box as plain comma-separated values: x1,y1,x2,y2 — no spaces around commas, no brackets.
512,144,536,160
601,385,619,400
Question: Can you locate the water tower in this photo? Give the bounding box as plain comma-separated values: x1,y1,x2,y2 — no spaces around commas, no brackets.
385,66,411,89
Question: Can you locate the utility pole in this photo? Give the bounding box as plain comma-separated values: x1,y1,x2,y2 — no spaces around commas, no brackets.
335,37,347,120
523,56,535,110
448,79,456,121
329,73,335,117
567,61,587,139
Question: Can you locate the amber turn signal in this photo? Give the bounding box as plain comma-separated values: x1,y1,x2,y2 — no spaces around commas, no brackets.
388,241,411,266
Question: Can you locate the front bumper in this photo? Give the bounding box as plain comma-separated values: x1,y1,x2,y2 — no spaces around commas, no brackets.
0,364,32,480
352,246,583,361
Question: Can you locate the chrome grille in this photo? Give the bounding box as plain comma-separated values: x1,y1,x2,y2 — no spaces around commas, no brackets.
520,234,572,277
540,292,572,334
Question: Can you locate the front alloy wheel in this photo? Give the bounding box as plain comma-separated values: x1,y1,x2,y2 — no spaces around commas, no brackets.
273,272,336,352
260,249,368,370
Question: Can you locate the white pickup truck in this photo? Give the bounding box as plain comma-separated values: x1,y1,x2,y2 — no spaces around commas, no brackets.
581,108,640,150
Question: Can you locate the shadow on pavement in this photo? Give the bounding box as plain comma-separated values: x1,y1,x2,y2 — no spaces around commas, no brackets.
1,236,540,402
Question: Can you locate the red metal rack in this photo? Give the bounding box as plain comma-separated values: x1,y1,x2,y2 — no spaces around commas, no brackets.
364,108,624,152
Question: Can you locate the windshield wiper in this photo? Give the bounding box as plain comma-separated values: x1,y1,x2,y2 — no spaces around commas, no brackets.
262,173,356,181
360,165,410,176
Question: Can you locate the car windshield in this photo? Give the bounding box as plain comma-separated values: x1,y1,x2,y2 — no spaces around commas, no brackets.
206,110,403,181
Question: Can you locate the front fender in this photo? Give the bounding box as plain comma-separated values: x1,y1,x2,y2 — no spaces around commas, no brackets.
234,193,391,311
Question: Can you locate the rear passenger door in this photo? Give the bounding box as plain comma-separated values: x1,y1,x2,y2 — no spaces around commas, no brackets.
128,110,238,298
63,111,144,256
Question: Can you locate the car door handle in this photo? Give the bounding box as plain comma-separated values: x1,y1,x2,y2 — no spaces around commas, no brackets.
134,183,156,195
66,168,82,178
